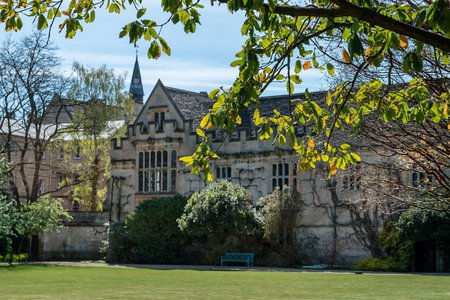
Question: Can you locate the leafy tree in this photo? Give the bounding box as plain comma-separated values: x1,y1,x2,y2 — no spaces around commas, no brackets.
0,156,70,256
178,180,262,240
0,156,18,255
124,196,187,263
257,186,301,248
397,191,450,246
0,32,68,204
3,1,449,179
62,62,133,211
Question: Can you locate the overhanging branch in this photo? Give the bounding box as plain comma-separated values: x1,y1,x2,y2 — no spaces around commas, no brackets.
217,0,450,53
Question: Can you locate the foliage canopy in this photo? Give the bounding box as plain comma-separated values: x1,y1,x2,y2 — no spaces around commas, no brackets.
2,0,449,179
125,196,187,263
178,180,262,239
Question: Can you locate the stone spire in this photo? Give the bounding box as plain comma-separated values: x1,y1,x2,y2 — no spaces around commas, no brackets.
129,54,144,104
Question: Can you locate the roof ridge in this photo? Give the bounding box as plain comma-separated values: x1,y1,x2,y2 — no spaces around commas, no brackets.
259,90,328,101
165,86,209,97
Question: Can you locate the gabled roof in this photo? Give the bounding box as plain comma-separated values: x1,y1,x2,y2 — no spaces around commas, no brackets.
137,80,329,130
164,86,212,127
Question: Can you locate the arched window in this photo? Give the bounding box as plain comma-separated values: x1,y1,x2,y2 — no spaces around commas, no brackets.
144,152,149,168
137,149,179,193
160,112,165,132
138,152,143,168
272,162,291,190
171,150,177,168
156,151,161,167
163,151,168,167
171,170,177,191
154,112,160,131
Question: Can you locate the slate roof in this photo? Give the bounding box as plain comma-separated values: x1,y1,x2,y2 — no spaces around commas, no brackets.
164,86,213,127
162,83,328,129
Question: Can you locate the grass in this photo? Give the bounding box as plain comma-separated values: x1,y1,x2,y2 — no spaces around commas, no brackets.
0,265,449,299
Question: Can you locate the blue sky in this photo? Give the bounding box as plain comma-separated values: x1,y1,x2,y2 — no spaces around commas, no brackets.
3,4,327,96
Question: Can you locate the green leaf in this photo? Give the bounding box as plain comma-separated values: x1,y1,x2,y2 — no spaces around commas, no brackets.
208,88,220,99
326,63,335,76
402,51,423,72
148,41,161,59
137,8,146,19
159,37,171,55
230,59,242,67
348,34,364,59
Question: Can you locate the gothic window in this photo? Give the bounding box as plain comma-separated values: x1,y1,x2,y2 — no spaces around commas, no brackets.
57,174,65,189
154,113,159,131
73,147,81,160
160,112,165,132
137,150,178,193
72,201,80,211
272,163,290,190
171,150,177,168
57,147,64,160
216,166,232,180
342,163,361,191
10,143,17,156
154,112,165,132
171,170,177,191
38,179,45,195
411,165,434,188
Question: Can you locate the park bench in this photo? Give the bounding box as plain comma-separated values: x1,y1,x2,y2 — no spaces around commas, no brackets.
220,252,254,266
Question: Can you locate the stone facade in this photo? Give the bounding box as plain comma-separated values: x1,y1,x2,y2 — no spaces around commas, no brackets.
108,73,384,264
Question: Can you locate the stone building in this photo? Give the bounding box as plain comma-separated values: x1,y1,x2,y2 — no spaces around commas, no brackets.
108,58,388,264
28,57,446,268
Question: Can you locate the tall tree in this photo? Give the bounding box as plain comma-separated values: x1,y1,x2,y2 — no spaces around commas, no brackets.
0,32,68,204
63,62,132,211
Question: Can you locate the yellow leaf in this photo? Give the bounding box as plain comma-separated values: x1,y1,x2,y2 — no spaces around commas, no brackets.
399,35,408,48
307,139,315,148
200,114,213,129
253,108,263,125
179,155,194,166
196,128,205,137
364,47,371,58
321,154,329,162
350,152,362,162
236,115,242,125
342,49,351,64
330,162,337,175
303,60,312,70
326,93,332,106
443,102,448,116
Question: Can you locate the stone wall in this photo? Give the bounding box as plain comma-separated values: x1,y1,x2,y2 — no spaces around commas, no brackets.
41,212,109,260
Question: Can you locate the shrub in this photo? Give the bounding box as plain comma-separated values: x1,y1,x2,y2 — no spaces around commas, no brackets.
125,196,187,263
352,257,406,272
178,180,262,240
0,253,28,262
108,222,132,262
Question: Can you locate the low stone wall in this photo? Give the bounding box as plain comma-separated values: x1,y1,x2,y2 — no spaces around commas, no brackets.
41,212,109,260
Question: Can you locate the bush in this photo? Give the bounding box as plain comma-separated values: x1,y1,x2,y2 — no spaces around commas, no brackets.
178,180,262,240
352,257,406,272
125,196,187,263
108,222,132,262
0,253,28,262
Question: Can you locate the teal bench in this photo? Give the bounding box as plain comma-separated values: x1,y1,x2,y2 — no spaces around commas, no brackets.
220,252,254,266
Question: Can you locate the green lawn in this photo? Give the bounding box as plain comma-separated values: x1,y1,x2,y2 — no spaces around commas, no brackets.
0,265,449,299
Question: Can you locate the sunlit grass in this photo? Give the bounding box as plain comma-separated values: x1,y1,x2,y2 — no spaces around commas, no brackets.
0,265,449,299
